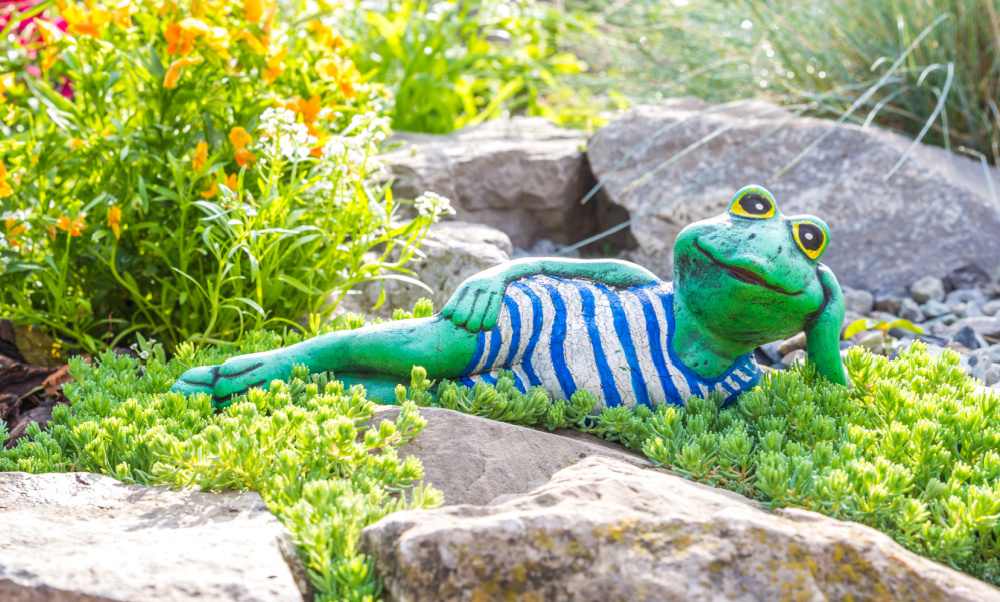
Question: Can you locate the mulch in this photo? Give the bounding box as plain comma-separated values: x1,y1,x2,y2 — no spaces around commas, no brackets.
0,322,72,449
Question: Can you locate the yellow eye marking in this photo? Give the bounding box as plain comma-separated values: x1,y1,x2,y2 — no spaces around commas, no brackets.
729,189,776,220
792,221,828,260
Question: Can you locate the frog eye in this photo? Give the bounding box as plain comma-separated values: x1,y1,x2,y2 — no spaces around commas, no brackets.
729,189,776,220
792,221,828,260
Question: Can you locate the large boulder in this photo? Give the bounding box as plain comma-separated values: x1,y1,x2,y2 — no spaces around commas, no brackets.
587,99,1000,293
373,405,648,505
0,472,308,602
382,117,595,247
363,456,999,602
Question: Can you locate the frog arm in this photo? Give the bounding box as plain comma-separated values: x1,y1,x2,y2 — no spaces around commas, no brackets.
805,264,848,386
440,257,661,332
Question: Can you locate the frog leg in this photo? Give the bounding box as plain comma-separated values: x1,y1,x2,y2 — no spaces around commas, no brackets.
805,265,848,385
171,317,479,403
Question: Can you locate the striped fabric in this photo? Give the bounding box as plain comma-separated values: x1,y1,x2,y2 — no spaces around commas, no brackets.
458,275,760,409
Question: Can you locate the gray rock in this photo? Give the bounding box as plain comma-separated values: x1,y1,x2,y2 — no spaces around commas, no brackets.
946,288,986,307
963,349,998,384
586,99,1000,292
946,317,1000,343
777,332,807,356
944,264,991,291
911,276,946,304
954,302,984,319
899,297,925,322
385,221,512,312
842,287,875,314
372,406,648,506
382,117,594,247
922,299,951,319
781,349,806,366
988,344,1000,363
855,331,890,355
952,325,987,350
0,472,308,602
362,456,1000,602
982,299,1000,316
873,295,903,315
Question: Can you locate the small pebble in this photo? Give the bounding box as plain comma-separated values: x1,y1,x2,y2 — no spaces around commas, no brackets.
921,300,950,319
981,299,1000,316
910,276,945,303
842,288,874,314
952,325,986,350
899,297,925,322
945,288,985,306
873,295,903,315
778,332,807,356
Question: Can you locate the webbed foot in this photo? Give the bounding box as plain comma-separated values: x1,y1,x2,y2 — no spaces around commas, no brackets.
171,351,294,402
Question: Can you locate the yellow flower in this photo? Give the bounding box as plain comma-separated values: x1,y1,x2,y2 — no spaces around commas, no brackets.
0,161,12,198
163,56,203,89
244,0,263,23
56,214,86,237
69,138,86,151
192,140,208,171
107,205,122,240
308,20,346,50
315,56,359,98
62,3,111,38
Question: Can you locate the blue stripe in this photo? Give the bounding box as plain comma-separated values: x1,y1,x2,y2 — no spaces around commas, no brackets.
512,282,543,386
632,287,683,406
509,370,526,393
596,284,651,408
461,330,485,376
483,322,503,371
459,376,476,388
502,296,521,368
572,282,621,407
660,293,704,394
539,281,576,398
481,372,497,385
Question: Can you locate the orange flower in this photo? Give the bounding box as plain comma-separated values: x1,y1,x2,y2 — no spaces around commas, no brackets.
4,217,26,249
107,205,122,240
234,148,255,167
192,140,208,171
56,214,86,237
69,138,86,151
200,181,218,198
293,95,322,125
164,18,210,55
229,127,252,150
224,172,238,190
163,56,202,89
308,20,346,50
0,161,12,198
263,47,287,84
63,4,111,38
316,56,359,98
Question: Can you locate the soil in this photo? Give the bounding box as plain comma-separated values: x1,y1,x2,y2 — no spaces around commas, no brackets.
0,322,72,448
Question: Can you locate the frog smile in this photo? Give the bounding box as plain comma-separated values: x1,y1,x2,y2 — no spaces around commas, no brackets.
694,240,802,296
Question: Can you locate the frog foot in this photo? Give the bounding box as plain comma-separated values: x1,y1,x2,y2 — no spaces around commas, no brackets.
171,352,292,402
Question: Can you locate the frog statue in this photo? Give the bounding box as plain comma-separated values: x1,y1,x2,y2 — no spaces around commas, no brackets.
172,185,847,407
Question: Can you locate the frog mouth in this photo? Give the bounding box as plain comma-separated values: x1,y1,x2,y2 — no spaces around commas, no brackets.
694,240,802,296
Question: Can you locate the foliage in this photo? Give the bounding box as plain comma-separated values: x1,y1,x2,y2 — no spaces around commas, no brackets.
0,0,450,354
569,0,1000,165
345,0,598,133
413,343,1000,585
0,322,443,602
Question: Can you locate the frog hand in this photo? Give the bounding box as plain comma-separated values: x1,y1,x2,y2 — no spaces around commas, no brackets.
171,351,292,402
439,274,507,332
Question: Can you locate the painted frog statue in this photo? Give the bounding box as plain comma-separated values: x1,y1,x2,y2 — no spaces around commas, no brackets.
173,185,846,407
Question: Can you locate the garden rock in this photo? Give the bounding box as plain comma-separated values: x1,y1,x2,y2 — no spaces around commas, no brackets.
360,221,512,312
873,295,903,315
842,287,874,314
952,325,987,350
382,117,594,247
362,456,1000,602
372,406,649,506
586,99,1000,292
911,276,946,304
922,300,951,319
0,472,308,602
899,297,925,323
946,317,1000,344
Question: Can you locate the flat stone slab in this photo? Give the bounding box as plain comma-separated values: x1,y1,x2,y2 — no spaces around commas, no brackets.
0,472,308,602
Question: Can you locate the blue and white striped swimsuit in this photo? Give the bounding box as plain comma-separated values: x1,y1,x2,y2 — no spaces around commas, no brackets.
458,275,760,409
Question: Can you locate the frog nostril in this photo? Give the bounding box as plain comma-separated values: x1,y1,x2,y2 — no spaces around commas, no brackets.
748,233,756,240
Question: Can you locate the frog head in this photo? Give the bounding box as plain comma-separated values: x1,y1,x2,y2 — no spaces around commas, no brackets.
672,185,847,385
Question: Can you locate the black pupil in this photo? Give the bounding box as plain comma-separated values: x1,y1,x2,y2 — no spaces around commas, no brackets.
739,194,771,215
798,223,823,251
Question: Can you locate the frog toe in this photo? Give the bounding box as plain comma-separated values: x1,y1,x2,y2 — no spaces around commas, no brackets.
171,365,219,397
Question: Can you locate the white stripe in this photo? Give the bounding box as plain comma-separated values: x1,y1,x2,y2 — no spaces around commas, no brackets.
491,299,515,372
520,278,562,397
553,279,602,400
505,285,534,369
591,284,635,406
620,289,664,406
472,328,493,374
646,288,697,399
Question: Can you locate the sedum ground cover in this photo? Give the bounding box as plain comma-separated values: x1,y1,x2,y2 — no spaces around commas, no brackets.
3,311,998,599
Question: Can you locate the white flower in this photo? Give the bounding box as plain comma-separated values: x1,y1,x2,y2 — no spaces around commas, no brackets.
256,107,316,163
414,191,455,220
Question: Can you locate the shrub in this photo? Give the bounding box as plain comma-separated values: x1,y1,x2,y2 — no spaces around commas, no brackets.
0,0,446,354
570,0,1000,165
